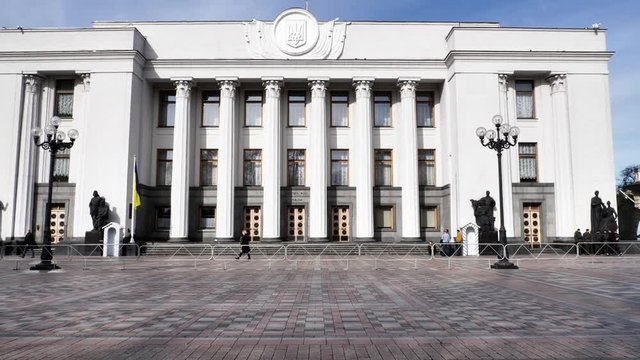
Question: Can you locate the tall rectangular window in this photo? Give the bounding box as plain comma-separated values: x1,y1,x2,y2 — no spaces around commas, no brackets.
515,80,535,119
374,92,392,127
53,148,70,182
330,91,349,127
156,207,171,230
519,143,538,182
200,149,218,186
54,79,75,118
245,91,262,127
157,149,173,186
420,206,438,230
331,149,349,186
158,91,176,127
243,149,262,186
287,149,306,186
418,149,436,186
416,92,434,127
202,91,220,127
288,91,306,127
375,149,393,186
199,206,216,229
374,206,395,230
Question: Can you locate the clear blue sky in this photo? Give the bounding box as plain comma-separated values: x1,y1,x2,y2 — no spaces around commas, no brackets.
1,0,637,179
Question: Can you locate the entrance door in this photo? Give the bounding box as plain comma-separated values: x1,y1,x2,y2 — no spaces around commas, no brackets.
243,207,261,241
331,206,350,242
50,204,66,243
288,206,306,241
523,203,541,246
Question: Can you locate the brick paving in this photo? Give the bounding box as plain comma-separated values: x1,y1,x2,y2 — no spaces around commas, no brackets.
0,257,638,359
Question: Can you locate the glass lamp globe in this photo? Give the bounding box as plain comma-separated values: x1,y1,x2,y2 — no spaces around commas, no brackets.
486,129,497,140
44,124,56,136
475,126,487,138
31,127,42,139
510,126,521,137
500,123,511,134
491,114,503,125
68,129,79,140
56,132,66,141
50,116,61,127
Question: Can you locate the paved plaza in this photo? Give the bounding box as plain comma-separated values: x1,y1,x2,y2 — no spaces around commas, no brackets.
0,256,638,359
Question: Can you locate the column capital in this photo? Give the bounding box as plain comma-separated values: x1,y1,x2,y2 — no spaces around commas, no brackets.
173,79,193,98
218,79,238,98
309,79,327,99
398,79,418,99
263,79,282,99
23,74,42,94
547,73,567,93
353,79,373,99
498,73,510,92
79,73,91,92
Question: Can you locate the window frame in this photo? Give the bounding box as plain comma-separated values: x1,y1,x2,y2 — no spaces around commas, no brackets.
156,149,173,186
416,91,435,128
418,149,436,186
287,149,306,186
244,91,263,127
287,90,307,127
155,206,171,231
199,149,218,186
330,149,350,186
373,91,393,128
374,205,395,231
374,149,393,186
515,80,536,119
53,148,70,182
518,142,538,182
158,90,176,128
201,90,220,127
199,206,216,230
54,79,75,118
330,91,350,127
243,149,262,186
420,206,438,230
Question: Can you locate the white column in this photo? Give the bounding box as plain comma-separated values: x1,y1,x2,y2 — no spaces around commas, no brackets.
398,79,420,239
548,74,575,237
262,78,282,240
169,78,193,241
216,78,238,240
498,74,515,236
14,74,42,238
73,73,92,234
308,79,328,239
353,79,374,239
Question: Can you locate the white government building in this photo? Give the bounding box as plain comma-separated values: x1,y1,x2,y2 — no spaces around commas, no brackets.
0,8,617,244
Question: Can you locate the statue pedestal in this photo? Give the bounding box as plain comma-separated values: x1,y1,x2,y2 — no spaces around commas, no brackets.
479,230,500,256
84,231,103,256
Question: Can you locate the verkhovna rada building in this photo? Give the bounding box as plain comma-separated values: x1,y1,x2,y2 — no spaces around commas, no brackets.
0,8,616,245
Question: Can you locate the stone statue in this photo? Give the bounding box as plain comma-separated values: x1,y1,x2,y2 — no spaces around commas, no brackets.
89,190,109,231
600,201,618,232
471,191,497,243
590,190,605,233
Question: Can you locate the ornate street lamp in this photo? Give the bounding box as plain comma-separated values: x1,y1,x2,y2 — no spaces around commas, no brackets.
30,116,79,271
476,115,520,269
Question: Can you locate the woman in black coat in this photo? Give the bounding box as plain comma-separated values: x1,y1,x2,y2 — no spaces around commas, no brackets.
235,229,251,260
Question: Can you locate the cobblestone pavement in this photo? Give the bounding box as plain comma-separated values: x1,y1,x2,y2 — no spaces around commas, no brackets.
0,257,638,359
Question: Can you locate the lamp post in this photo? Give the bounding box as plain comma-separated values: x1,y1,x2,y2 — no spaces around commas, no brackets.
30,116,79,271
476,115,519,269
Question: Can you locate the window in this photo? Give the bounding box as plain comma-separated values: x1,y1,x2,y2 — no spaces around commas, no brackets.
245,91,262,127
202,91,220,127
417,92,434,127
200,149,218,186
375,149,393,186
54,79,74,118
156,207,171,230
53,148,70,182
288,91,306,127
243,149,262,186
159,91,176,127
331,91,349,127
519,143,538,182
515,80,535,118
287,149,306,186
331,149,349,186
199,206,216,229
157,149,173,186
418,149,436,186
420,206,438,230
374,206,395,230
374,92,392,127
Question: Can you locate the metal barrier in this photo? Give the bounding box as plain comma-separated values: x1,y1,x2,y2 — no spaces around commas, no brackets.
212,244,287,270
507,243,577,264
139,244,213,269
576,241,640,257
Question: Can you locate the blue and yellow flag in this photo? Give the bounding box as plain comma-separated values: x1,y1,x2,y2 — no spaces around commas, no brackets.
132,157,141,209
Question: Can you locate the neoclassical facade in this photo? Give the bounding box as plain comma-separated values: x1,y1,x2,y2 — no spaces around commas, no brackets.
0,8,616,244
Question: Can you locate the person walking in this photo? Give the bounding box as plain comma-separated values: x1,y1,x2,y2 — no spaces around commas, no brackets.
236,229,251,260
440,229,451,256
21,229,37,258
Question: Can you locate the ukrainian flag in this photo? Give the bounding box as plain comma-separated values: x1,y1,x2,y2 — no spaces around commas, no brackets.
132,157,141,209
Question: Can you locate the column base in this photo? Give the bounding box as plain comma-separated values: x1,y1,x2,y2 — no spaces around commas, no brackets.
168,237,190,243
307,237,329,243
400,237,422,243
213,237,237,244
354,237,376,243
261,238,283,243
30,261,61,271
490,258,519,269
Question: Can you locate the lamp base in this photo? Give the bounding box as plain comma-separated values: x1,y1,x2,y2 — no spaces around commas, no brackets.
30,261,61,271
490,259,519,269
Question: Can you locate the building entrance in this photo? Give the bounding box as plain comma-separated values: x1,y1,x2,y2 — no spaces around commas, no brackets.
287,206,306,241
523,203,541,246
243,206,261,241
50,204,66,243
331,206,350,242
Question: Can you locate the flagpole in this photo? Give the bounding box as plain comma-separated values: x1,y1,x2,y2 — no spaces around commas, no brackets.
131,155,137,238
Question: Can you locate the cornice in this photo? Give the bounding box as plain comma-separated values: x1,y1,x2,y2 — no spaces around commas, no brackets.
146,59,446,70
0,49,146,62
444,50,614,66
